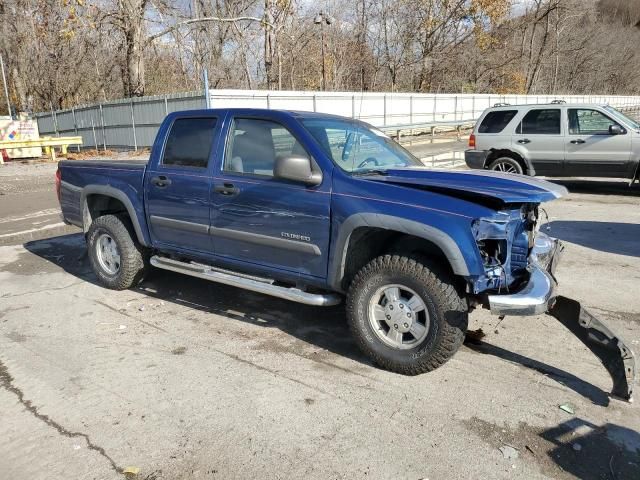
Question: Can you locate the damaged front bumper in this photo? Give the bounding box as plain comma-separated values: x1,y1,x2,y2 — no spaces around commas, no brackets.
488,233,561,316
483,232,636,402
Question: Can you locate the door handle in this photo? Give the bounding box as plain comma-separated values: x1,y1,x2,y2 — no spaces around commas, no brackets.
517,138,531,144
570,139,586,144
213,183,239,196
151,176,171,187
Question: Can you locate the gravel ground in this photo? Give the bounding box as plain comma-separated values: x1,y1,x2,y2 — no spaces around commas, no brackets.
0,156,639,479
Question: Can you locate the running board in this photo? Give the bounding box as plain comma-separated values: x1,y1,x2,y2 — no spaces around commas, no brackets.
150,256,342,307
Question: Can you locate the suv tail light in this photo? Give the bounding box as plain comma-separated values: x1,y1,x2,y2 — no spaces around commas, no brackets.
468,133,476,149
55,168,61,202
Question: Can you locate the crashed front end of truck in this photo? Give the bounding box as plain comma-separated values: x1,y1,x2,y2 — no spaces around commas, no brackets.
470,203,636,402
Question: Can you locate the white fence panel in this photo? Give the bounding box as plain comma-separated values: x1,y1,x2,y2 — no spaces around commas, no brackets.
33,89,640,150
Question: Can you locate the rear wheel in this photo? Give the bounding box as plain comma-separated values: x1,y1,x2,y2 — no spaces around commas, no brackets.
488,156,524,174
87,214,148,290
346,255,468,375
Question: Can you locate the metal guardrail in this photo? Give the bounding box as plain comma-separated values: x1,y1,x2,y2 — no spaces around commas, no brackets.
381,119,476,142
0,136,83,162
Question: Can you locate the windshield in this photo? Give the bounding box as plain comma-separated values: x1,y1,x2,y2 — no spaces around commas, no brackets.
301,118,422,173
603,106,640,130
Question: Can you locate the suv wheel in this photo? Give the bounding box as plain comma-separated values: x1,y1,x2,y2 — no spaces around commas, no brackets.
488,156,523,174
87,214,148,290
346,255,468,375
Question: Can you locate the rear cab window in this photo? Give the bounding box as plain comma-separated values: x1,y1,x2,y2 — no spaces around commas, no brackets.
516,109,561,135
478,110,517,133
162,117,217,168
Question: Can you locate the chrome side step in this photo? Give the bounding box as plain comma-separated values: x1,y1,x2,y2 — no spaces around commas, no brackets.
150,256,342,307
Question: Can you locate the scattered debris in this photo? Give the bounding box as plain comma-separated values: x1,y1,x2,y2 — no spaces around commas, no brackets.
559,403,576,415
123,466,140,479
171,346,187,355
499,445,519,460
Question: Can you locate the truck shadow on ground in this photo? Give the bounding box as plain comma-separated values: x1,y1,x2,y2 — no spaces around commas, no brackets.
549,178,640,197
23,233,369,369
464,335,610,407
546,220,640,257
24,232,617,404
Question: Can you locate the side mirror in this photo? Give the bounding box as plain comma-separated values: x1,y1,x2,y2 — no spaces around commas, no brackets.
274,155,322,186
609,124,624,135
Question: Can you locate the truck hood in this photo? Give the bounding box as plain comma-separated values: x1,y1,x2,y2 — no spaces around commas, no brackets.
362,168,568,205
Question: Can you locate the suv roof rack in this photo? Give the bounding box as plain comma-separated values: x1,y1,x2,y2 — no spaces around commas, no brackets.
550,99,566,104
493,102,510,107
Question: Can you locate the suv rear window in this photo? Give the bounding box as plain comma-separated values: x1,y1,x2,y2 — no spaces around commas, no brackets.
517,109,561,135
478,110,517,133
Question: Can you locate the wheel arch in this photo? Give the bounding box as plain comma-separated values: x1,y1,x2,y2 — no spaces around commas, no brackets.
81,185,149,246
328,213,470,292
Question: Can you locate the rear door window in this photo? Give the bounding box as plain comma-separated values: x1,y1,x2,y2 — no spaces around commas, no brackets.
478,110,517,133
162,117,217,168
517,109,561,135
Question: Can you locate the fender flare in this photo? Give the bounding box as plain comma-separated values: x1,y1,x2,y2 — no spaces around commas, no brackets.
327,213,470,291
81,185,149,246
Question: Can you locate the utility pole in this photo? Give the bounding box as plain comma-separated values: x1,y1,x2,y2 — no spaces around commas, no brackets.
0,54,11,118
203,68,210,108
314,12,333,91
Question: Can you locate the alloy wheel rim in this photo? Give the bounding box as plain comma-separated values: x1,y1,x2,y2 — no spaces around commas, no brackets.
95,233,121,275
368,284,430,350
492,161,518,173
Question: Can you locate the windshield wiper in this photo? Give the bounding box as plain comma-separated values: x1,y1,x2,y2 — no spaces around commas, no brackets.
352,169,390,176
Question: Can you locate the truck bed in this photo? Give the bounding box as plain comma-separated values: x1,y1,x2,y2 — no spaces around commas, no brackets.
58,159,148,231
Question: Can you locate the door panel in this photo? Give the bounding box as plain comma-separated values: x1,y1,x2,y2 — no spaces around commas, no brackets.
511,108,564,176
145,116,218,252
211,117,331,278
564,109,631,177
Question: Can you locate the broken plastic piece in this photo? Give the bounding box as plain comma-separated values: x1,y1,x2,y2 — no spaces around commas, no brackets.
499,445,519,459
559,403,575,415
123,466,140,477
548,296,636,402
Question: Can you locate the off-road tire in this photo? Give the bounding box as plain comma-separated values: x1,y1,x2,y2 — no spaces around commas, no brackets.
346,255,468,375
87,214,148,290
488,156,524,175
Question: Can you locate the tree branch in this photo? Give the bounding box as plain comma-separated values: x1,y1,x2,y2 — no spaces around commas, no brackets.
146,16,273,45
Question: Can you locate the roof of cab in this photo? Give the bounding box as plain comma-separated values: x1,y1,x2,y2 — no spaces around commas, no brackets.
168,108,362,122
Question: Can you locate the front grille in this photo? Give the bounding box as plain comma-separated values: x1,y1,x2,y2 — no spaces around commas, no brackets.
510,241,528,275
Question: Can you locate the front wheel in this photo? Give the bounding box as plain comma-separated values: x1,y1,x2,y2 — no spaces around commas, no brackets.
87,214,148,290
346,255,468,375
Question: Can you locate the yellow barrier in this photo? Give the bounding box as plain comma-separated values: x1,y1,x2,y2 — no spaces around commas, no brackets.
0,136,83,163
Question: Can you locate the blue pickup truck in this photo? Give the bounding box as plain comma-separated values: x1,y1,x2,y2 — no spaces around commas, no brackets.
56,108,635,398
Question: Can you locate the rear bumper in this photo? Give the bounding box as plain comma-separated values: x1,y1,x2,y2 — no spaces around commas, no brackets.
465,149,489,169
488,233,562,316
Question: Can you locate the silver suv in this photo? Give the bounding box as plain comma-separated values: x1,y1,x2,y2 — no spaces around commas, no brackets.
465,102,640,180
